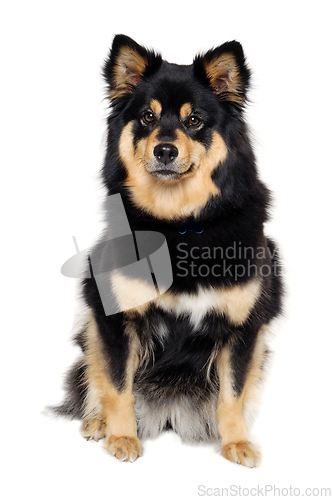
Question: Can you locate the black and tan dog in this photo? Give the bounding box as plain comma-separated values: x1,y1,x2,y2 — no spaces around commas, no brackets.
54,35,283,467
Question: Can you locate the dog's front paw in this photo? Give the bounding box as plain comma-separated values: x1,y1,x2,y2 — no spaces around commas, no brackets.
81,418,106,441
106,436,142,462
222,441,261,468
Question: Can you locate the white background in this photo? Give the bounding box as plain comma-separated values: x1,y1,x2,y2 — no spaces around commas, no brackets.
1,1,332,499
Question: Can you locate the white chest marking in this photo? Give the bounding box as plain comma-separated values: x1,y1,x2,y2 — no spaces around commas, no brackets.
159,287,220,329
158,280,261,328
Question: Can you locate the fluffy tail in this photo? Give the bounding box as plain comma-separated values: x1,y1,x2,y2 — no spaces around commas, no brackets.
47,359,87,419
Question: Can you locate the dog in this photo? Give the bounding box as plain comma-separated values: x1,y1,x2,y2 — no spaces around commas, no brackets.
54,34,283,467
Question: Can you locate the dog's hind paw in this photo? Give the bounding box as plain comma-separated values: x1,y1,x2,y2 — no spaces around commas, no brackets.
222,441,261,468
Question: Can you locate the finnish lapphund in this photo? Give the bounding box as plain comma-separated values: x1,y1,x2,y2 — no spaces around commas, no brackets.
53,34,283,467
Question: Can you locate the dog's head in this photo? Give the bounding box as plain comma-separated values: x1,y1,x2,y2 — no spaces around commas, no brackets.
103,35,258,222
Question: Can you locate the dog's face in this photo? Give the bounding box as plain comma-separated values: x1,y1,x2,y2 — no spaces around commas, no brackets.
103,35,251,221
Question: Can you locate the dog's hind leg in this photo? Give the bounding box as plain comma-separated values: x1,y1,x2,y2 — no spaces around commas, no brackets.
81,311,142,462
216,325,268,468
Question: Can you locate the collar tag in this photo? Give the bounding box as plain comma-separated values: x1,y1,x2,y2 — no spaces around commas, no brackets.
178,223,204,234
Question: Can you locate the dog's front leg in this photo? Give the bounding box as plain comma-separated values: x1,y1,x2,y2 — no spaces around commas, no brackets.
81,311,142,462
216,326,268,467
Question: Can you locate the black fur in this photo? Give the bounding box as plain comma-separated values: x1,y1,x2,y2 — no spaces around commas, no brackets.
54,35,283,457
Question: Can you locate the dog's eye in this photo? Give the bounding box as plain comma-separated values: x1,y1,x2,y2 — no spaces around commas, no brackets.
142,112,155,125
187,116,201,127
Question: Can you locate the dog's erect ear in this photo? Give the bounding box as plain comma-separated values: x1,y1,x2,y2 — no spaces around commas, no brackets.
104,35,162,100
193,41,250,105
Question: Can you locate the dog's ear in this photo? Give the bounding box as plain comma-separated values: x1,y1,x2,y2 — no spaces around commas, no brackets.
104,35,162,100
193,41,250,105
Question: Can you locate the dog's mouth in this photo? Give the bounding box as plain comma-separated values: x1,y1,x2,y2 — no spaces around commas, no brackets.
149,163,196,181
151,170,181,181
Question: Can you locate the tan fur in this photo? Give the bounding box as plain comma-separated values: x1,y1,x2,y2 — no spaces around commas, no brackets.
111,269,158,314
241,325,268,425
150,99,162,117
216,326,267,467
158,279,261,327
119,121,226,220
216,348,248,445
109,271,261,327
204,53,243,104
82,311,142,461
111,47,148,100
215,279,261,326
180,102,193,120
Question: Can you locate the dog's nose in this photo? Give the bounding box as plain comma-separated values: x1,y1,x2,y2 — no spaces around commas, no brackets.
153,143,179,165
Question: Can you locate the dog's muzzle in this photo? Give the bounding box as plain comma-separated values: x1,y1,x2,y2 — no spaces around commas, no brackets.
148,143,193,180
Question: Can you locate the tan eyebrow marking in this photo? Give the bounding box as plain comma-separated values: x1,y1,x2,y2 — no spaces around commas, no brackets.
180,103,193,120
150,99,162,117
